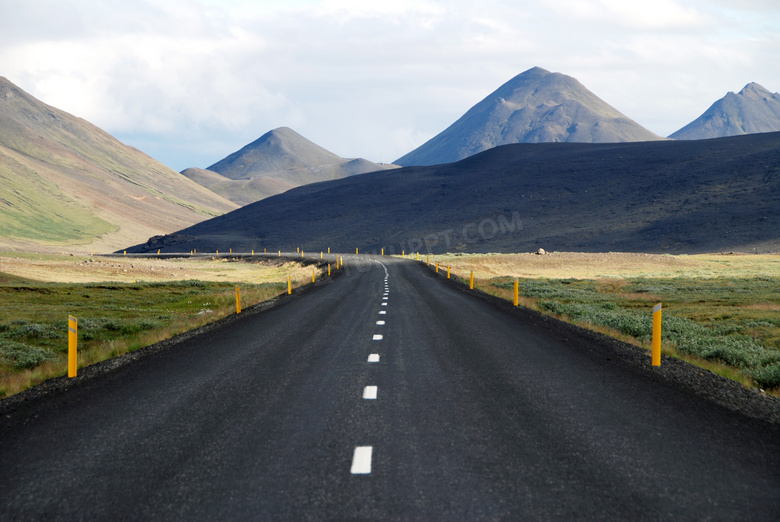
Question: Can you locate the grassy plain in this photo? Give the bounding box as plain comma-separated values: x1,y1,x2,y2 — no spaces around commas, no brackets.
427,252,780,393
0,253,322,398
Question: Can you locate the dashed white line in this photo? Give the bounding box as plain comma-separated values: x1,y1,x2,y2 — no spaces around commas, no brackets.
376,320,385,325
368,354,380,362
351,446,373,474
382,297,388,300
381,302,388,306
378,311,386,315
373,334,383,340
363,386,378,399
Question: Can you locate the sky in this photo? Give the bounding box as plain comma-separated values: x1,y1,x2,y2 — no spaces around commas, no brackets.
1,0,778,171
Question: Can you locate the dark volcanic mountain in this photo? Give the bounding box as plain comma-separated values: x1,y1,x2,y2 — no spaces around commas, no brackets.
395,67,662,166
0,76,237,252
670,83,780,140
131,132,780,255
185,127,398,205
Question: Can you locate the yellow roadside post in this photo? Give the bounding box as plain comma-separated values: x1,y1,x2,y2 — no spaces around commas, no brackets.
301,251,304,258
252,250,254,256
194,248,197,254
230,248,232,253
278,250,281,257
312,268,316,283
123,251,126,256
68,316,78,378
402,251,405,258
447,266,451,279
427,256,430,266
264,248,267,253
436,262,439,273
157,249,160,255
328,264,331,276
216,250,219,255
381,248,384,256
235,286,241,314
356,248,359,255
288,277,292,295
416,252,419,261
514,279,519,306
470,272,474,289
653,303,662,366
328,247,330,254
321,252,323,259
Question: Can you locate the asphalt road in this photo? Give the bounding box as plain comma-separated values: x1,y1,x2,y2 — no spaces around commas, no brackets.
1,255,778,520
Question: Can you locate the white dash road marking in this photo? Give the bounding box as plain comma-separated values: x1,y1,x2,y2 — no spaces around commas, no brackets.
376,320,385,325
381,302,388,306
368,354,380,362
363,386,378,399
383,297,388,300
379,311,386,315
373,334,383,340
351,446,373,474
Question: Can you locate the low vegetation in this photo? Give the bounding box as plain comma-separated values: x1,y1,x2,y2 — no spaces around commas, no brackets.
431,252,780,393
0,253,321,398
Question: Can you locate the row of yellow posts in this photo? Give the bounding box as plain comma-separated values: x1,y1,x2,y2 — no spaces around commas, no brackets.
421,255,663,367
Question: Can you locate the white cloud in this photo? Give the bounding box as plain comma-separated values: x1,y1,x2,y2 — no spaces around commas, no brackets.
0,0,778,168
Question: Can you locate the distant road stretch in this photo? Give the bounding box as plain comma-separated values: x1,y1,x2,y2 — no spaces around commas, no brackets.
1,255,778,520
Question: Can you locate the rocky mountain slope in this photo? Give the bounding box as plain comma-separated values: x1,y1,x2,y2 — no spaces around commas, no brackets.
395,67,662,166
0,76,237,252
670,83,780,140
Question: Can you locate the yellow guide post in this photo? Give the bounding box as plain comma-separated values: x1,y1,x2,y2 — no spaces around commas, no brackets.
356,248,359,255
652,303,662,366
402,251,405,258
381,248,384,256
157,249,160,255
288,277,292,295
194,248,196,254
230,248,232,253
279,250,281,257
436,262,439,273
321,252,323,259
301,251,304,258
427,256,430,266
252,250,254,256
216,250,219,255
68,315,78,378
416,253,419,261
235,286,241,314
328,247,330,254
447,266,451,279
514,279,519,307
264,248,267,253
470,272,474,289
328,264,331,276
123,251,126,256
312,269,316,283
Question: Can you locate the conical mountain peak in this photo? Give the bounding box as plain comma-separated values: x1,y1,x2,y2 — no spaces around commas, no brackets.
670,82,780,140
395,67,661,166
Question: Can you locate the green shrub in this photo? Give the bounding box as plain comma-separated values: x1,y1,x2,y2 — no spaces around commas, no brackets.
0,340,57,369
749,364,780,389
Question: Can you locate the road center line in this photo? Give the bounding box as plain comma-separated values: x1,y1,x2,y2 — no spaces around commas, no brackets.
363,386,378,399
368,354,380,362
381,302,388,306
378,311,386,315
351,446,373,474
376,320,385,325
373,334,383,340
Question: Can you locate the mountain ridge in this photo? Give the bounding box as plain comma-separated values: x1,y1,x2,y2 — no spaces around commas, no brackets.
0,76,237,252
187,126,399,204
130,132,780,255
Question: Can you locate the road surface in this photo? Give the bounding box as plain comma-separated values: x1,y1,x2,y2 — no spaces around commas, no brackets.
1,255,778,520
